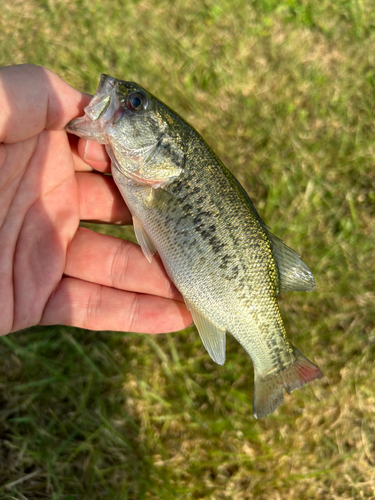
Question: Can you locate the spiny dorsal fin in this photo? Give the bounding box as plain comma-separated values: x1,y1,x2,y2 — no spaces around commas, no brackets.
185,299,226,365
267,232,315,293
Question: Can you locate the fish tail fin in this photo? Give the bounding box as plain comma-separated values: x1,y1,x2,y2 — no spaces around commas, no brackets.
253,347,323,419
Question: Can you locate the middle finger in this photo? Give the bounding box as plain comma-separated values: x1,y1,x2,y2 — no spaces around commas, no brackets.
77,171,132,225
65,227,182,301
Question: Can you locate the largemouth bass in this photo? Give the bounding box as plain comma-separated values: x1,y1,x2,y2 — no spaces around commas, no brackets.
67,75,322,418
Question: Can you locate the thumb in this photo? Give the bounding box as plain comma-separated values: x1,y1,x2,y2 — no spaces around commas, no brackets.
0,64,91,144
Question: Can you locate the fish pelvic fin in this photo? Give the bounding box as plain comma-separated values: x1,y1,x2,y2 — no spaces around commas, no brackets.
185,299,226,365
253,347,323,419
133,216,156,263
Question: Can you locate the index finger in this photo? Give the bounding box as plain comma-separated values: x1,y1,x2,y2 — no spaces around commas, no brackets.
0,64,91,144
69,135,112,173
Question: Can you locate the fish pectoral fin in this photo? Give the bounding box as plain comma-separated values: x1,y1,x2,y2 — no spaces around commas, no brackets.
133,216,156,263
128,167,182,189
252,346,323,419
108,146,180,189
138,133,184,188
268,232,315,293
185,300,226,365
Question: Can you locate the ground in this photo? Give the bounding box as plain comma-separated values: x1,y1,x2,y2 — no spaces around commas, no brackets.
1,0,375,498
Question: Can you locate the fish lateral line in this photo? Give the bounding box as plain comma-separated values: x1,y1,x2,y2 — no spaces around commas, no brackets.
66,73,322,419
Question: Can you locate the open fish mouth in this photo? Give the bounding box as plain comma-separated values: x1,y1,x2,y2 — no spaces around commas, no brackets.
66,73,322,419
66,74,120,144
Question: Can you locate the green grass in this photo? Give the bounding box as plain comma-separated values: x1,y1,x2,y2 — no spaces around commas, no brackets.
1,0,375,498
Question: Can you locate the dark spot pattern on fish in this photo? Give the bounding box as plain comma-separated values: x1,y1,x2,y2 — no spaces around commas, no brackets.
69,75,320,418
208,235,225,254
192,211,214,225
181,203,193,213
189,186,201,195
195,196,205,205
198,224,216,240
231,265,240,279
219,254,231,269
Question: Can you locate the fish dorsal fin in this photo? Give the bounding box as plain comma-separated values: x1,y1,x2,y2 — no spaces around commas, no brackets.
267,232,315,293
185,299,226,365
133,216,156,263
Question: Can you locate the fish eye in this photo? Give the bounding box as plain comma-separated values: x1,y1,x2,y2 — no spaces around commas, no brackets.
126,91,148,111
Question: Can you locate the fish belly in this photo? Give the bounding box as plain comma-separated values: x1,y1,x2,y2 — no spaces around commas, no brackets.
112,168,322,419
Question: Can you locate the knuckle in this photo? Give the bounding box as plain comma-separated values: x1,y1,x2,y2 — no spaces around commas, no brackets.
84,285,103,330
109,239,132,289
127,293,139,333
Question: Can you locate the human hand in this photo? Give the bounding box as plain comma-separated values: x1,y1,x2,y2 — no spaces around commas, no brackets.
0,64,192,336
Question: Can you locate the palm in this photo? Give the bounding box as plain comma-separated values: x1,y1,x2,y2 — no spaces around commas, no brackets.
2,129,79,332
0,65,191,336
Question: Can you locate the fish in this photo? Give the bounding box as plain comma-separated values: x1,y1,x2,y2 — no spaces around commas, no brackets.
67,74,323,418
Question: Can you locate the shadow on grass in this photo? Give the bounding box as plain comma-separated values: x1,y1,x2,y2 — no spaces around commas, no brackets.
0,326,177,500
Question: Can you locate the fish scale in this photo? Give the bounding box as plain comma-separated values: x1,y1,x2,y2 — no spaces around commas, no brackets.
67,74,323,418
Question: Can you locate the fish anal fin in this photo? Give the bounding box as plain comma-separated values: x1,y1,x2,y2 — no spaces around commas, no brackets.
186,300,226,365
252,370,284,420
253,346,323,419
268,232,315,293
133,216,156,263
